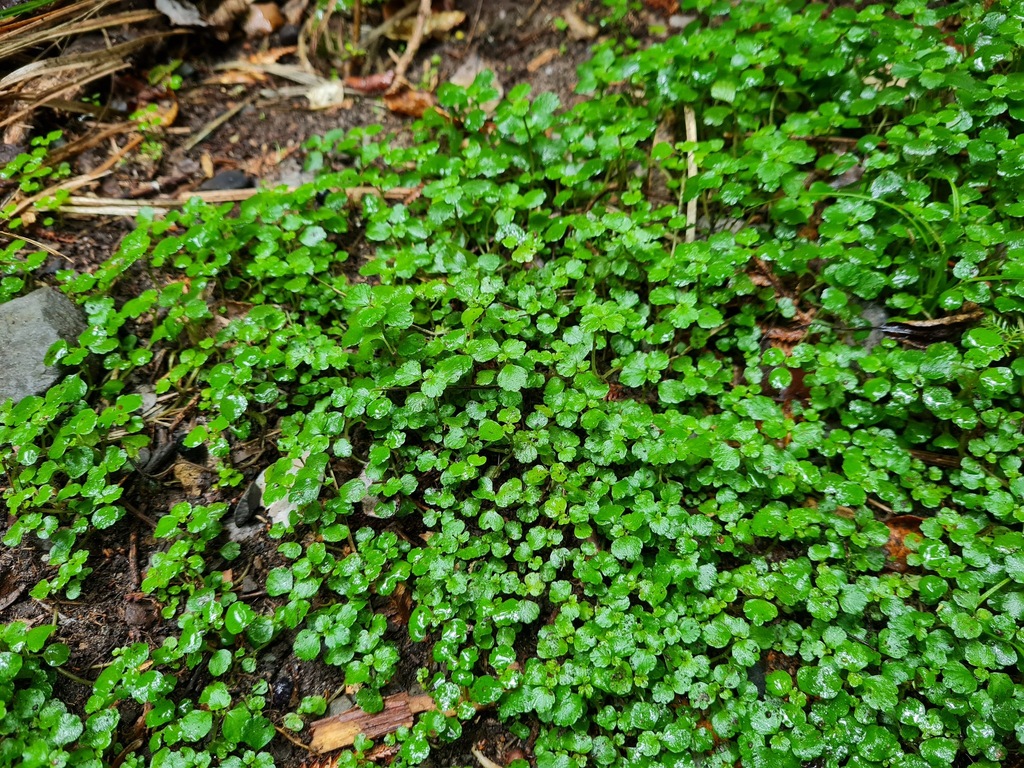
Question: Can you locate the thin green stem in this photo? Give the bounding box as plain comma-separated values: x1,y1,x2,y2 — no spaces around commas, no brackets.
56,666,95,686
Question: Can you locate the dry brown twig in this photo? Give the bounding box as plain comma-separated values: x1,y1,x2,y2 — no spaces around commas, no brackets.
361,0,417,48
464,0,485,47
1,60,127,142
4,170,110,224
350,0,361,51
301,0,342,68
128,531,139,590
47,121,138,166
274,725,313,752
389,0,431,89
182,98,253,152
0,230,68,259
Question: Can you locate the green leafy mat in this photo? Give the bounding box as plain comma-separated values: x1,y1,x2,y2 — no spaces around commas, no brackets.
3,1,1024,766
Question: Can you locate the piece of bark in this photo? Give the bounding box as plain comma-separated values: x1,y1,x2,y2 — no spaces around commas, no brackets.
309,692,437,753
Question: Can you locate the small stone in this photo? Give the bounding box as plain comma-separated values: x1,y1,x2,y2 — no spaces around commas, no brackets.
328,695,353,717
233,476,265,526
278,23,299,46
0,287,86,404
668,13,697,28
199,169,253,191
860,304,890,351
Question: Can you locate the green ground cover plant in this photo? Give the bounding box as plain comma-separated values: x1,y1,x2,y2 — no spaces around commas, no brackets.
3,0,1024,766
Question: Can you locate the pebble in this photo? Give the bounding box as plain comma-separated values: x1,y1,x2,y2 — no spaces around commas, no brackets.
199,169,253,191
328,695,353,717
0,287,86,404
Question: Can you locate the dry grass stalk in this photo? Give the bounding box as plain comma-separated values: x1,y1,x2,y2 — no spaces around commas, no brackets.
1,59,128,133
2,31,176,90
0,7,159,60
683,105,697,243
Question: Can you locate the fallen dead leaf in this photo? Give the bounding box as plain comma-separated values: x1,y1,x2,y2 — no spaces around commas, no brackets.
155,0,207,26
383,86,436,118
203,69,267,85
208,0,253,31
214,60,321,85
643,0,679,15
281,0,307,25
243,2,283,37
344,70,395,95
884,515,924,573
562,8,597,41
527,47,559,73
147,97,179,128
247,46,297,64
386,10,465,40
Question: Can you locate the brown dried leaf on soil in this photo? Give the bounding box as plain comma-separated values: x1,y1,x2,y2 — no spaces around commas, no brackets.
243,2,284,37
208,0,254,31
383,86,436,118
883,515,924,573
203,68,267,85
385,10,465,40
247,46,298,64
344,70,396,95
644,0,680,16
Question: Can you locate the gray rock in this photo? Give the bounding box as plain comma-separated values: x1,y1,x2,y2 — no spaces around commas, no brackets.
0,287,86,404
327,695,353,717
199,169,253,191
859,304,890,351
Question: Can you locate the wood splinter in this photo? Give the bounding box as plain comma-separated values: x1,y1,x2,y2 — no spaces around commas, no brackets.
308,692,436,753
